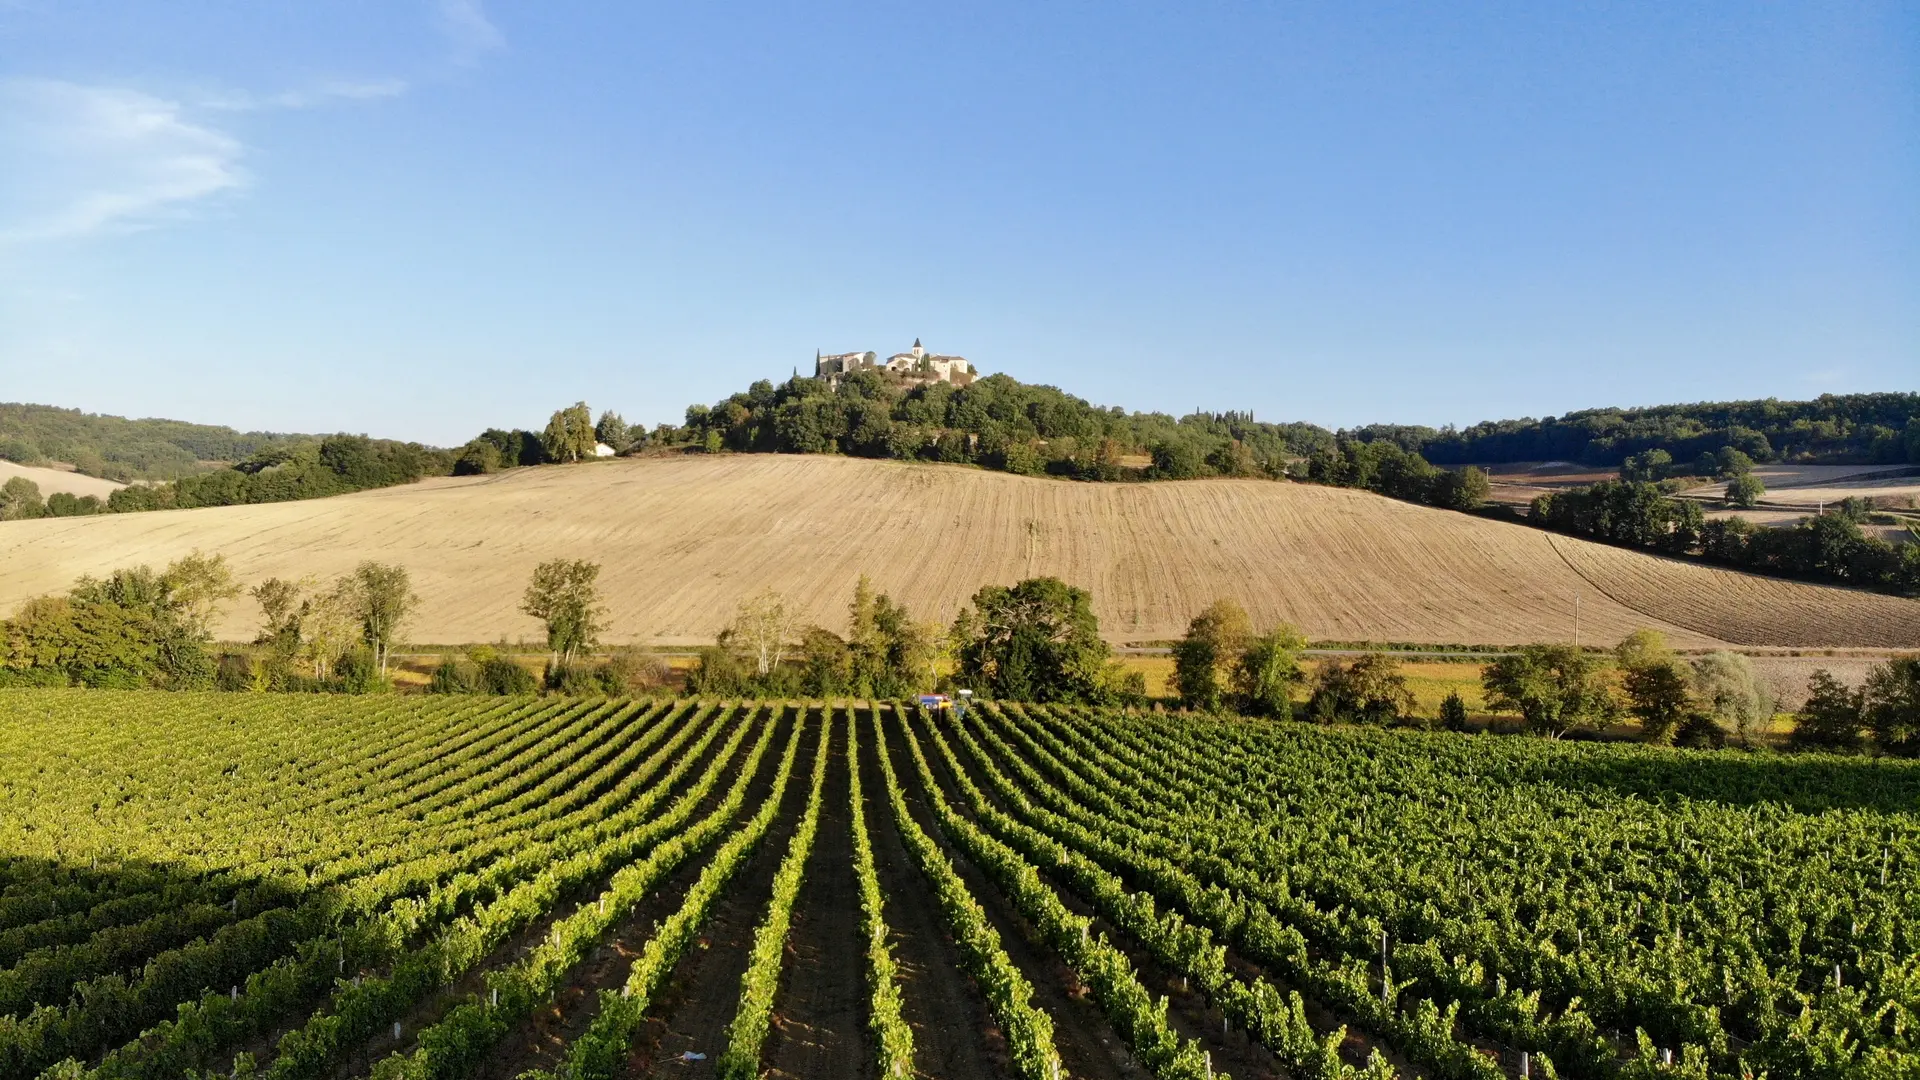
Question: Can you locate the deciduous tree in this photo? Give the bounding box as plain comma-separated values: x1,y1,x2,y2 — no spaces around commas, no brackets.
521,558,606,668
1481,645,1618,737
542,401,598,464
1689,651,1774,747
1172,599,1251,712
1863,656,1920,756
1232,622,1308,718
345,562,416,676
724,588,797,676
951,576,1111,703
1790,670,1864,752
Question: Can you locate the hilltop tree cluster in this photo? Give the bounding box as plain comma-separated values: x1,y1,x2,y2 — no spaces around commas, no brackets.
666,371,1326,481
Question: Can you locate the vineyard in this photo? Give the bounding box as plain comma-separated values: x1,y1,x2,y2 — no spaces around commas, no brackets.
0,692,1915,1080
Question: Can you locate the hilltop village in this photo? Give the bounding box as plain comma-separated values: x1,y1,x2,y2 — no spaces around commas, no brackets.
814,339,977,387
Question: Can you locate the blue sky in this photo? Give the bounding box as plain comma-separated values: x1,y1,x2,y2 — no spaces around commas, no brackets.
0,1,1913,446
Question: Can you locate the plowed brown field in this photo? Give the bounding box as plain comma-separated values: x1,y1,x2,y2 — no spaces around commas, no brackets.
1,454,1914,648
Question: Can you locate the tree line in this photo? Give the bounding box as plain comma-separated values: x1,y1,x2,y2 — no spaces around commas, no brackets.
1167,601,1920,755
0,402,297,482
6,553,1914,756
0,554,417,692
1530,479,1920,596
1353,392,1920,467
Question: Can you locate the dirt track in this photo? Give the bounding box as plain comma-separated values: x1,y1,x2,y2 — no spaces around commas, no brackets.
1,454,1914,648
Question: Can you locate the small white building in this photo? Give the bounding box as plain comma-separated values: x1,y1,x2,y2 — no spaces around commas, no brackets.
593,443,617,458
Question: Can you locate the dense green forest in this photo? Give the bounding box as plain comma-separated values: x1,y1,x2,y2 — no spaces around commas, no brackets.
1353,392,1920,466
0,403,302,481
666,370,1335,478
665,375,1920,474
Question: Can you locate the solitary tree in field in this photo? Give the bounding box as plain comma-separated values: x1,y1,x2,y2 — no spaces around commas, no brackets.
542,402,598,464
1172,599,1251,711
346,562,417,676
950,577,1111,703
1724,473,1765,509
522,559,606,668
1481,645,1618,737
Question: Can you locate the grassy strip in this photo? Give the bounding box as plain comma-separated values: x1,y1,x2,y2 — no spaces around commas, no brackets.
528,709,821,1080
894,709,1218,1080
848,705,915,1079
375,708,806,1080
716,710,835,1078
872,707,1062,1080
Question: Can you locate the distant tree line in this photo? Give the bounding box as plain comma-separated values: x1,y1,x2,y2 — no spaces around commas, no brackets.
0,477,109,520
1351,392,1920,467
1168,606,1920,756
1531,480,1920,596
0,403,299,482
103,435,453,512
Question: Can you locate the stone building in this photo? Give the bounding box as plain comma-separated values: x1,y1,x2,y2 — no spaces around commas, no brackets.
814,340,976,386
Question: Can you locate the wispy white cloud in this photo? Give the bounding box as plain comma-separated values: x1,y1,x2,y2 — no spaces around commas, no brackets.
200,77,410,113
0,78,247,244
0,3,499,246
437,0,504,65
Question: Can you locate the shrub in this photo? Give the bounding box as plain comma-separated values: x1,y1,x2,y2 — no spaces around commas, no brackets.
428,658,479,694
1438,691,1470,732
597,647,671,695
452,440,502,475
215,652,255,691
479,656,537,695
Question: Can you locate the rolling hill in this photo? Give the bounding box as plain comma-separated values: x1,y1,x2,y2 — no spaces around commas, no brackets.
0,454,1914,648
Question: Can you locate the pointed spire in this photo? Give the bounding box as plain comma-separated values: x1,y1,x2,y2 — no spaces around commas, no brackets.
913,337,921,348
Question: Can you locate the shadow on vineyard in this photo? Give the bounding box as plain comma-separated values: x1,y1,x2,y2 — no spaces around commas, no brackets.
1543,750,1920,813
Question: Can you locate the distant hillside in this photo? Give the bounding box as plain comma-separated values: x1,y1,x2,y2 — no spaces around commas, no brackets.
2,454,1914,649
0,403,303,482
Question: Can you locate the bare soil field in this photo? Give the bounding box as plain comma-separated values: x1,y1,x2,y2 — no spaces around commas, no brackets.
0,460,124,499
1,454,1915,648
1681,465,1920,508
1543,532,1920,647
1478,461,1619,508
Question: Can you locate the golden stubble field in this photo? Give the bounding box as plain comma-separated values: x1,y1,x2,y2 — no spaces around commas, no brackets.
2,454,1916,648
